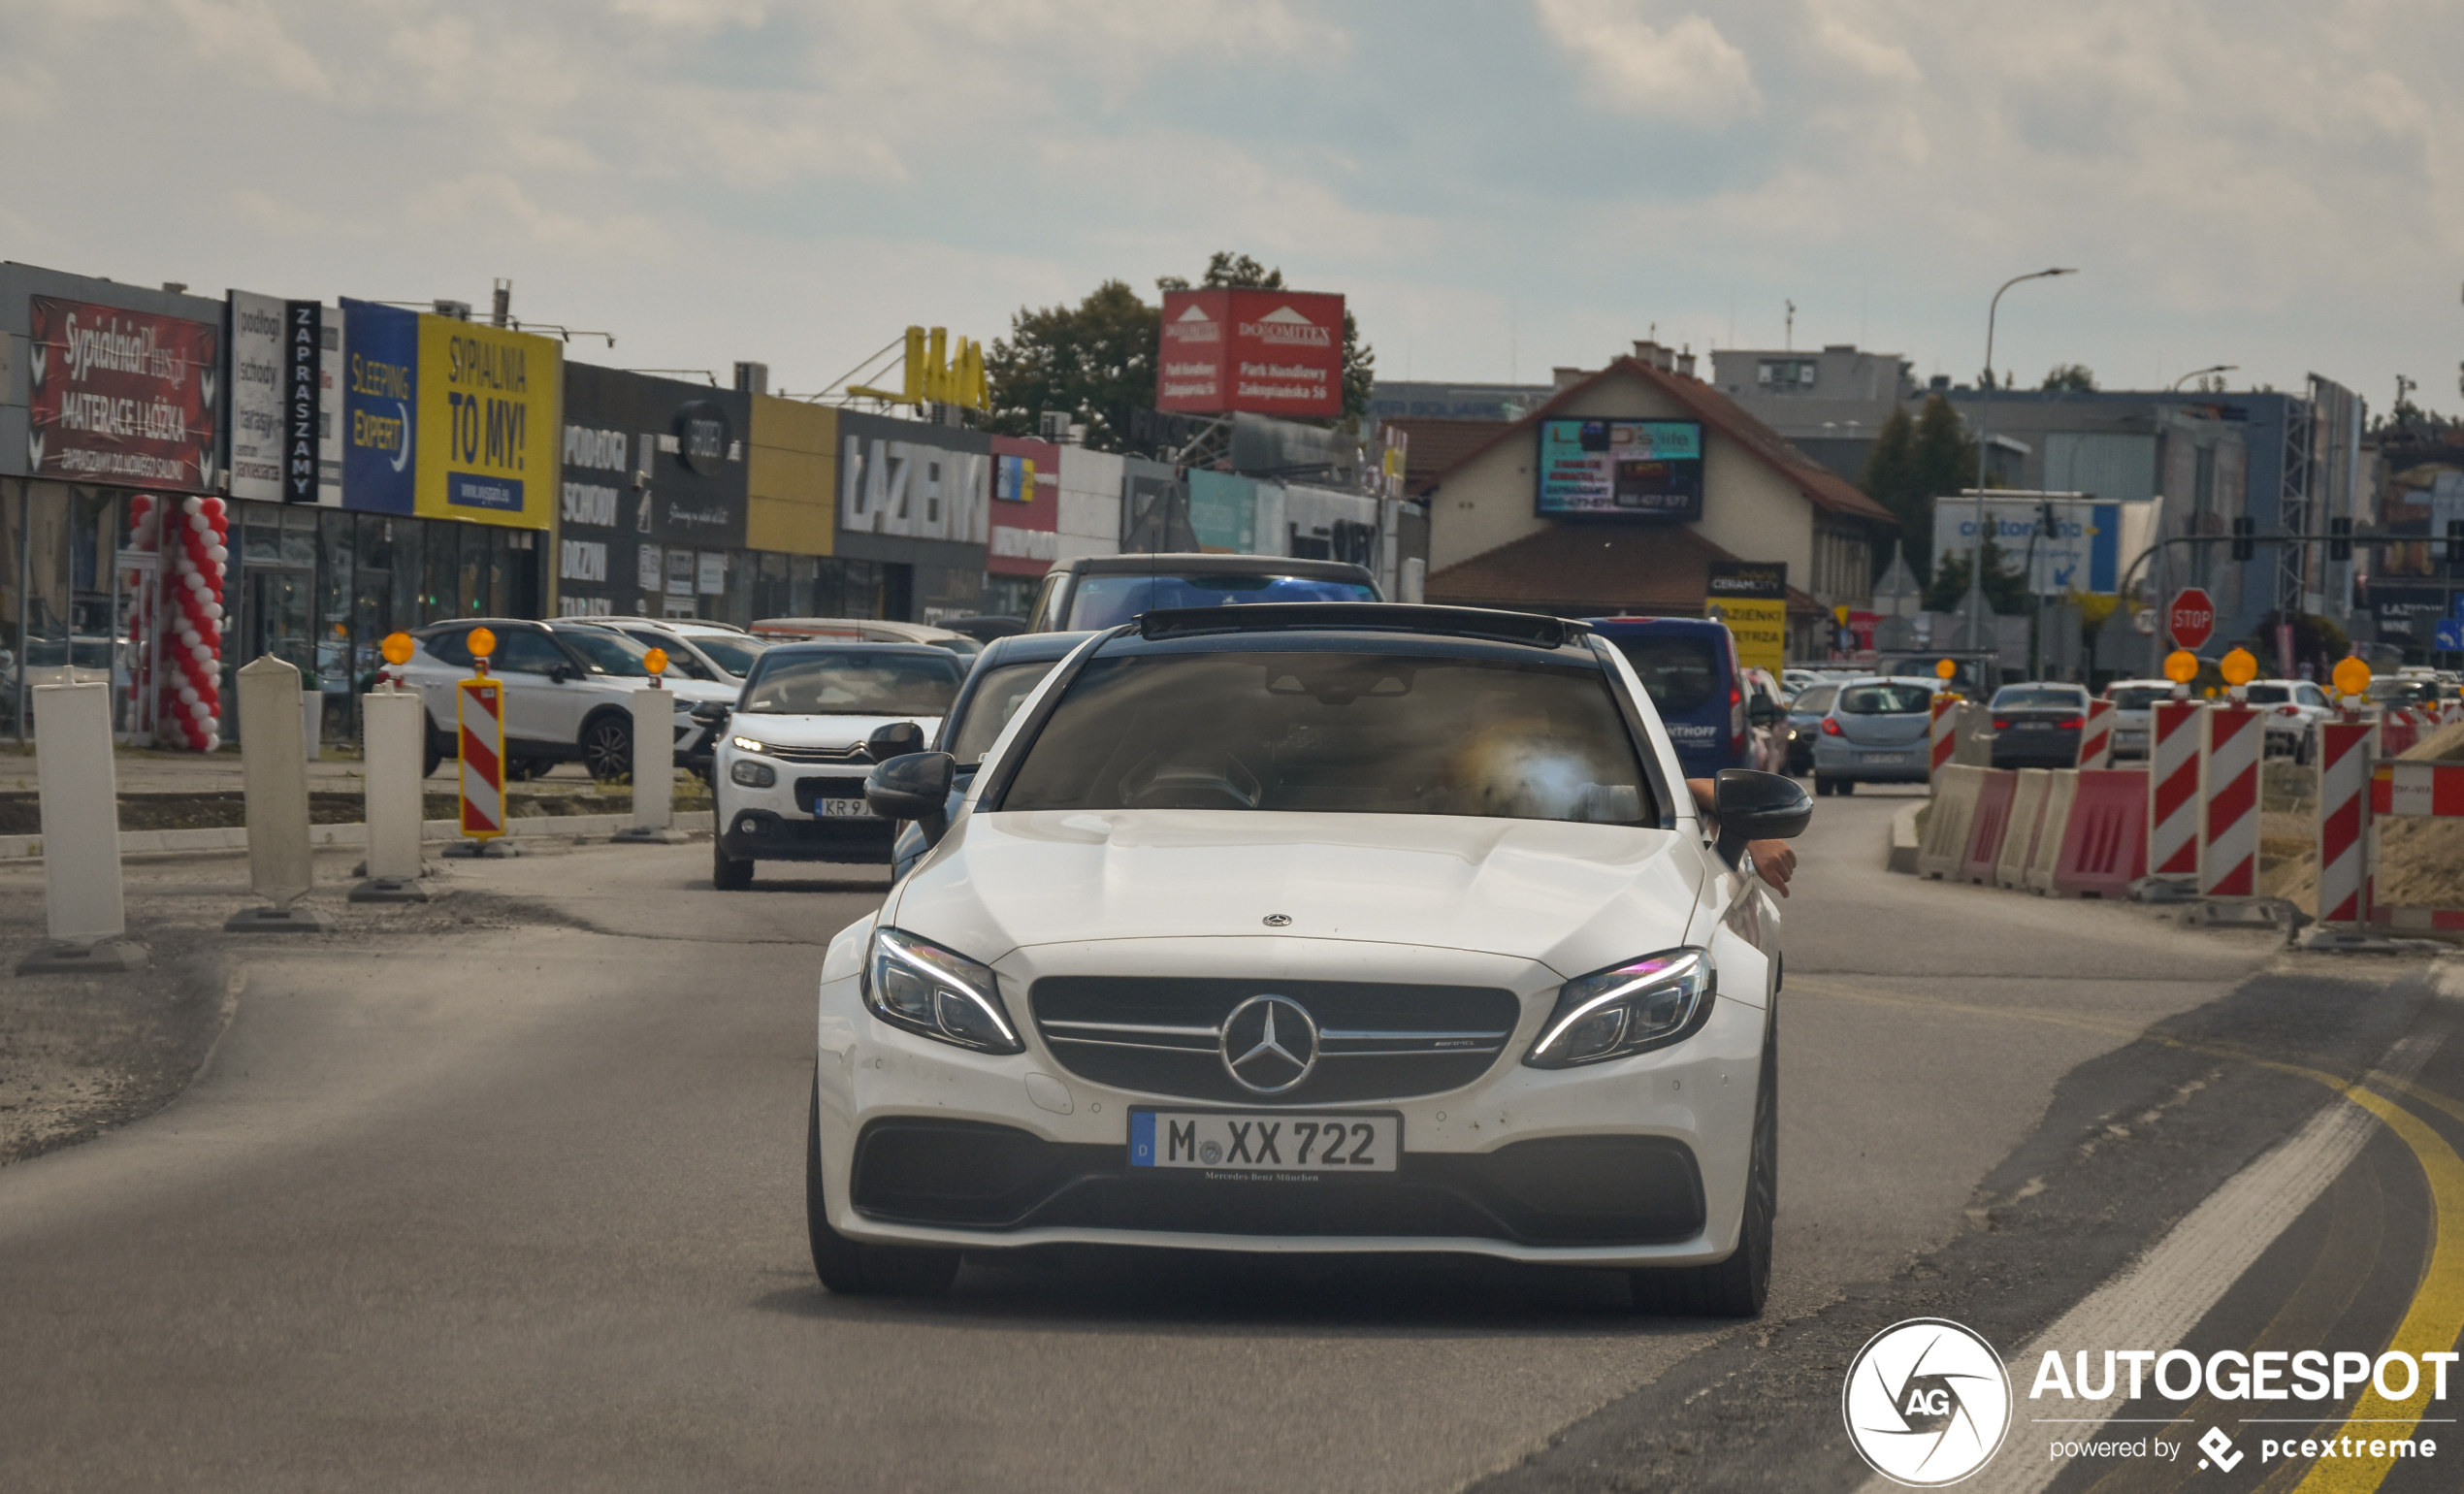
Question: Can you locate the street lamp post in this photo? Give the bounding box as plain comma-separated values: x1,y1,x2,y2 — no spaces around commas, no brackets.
1971,267,2076,681
2171,364,2236,393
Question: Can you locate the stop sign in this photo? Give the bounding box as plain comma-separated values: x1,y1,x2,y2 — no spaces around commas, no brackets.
2168,588,2216,651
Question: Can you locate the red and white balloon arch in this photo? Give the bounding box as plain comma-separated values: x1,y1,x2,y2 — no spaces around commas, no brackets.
122,493,229,751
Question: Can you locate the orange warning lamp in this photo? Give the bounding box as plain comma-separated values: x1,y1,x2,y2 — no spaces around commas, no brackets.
2163,650,2200,685
2219,647,2258,689
380,632,414,666
643,646,668,677
1934,659,1956,680
469,627,497,659
2331,657,2372,699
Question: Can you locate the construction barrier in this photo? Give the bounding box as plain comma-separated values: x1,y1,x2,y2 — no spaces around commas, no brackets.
1952,702,1994,767
2026,769,2083,894
2054,768,2150,898
1917,763,1987,880
2315,721,2371,928
2076,698,2114,769
2147,699,2203,882
458,677,506,841
1961,768,2020,884
2197,703,2261,898
2367,760,2464,934
1929,697,1960,780
2380,708,2423,759
1996,768,2055,890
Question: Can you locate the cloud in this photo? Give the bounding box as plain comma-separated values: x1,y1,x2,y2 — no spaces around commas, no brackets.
1529,0,1760,123
166,0,334,98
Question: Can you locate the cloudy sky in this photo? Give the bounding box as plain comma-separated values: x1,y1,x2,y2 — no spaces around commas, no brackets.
4,0,2456,411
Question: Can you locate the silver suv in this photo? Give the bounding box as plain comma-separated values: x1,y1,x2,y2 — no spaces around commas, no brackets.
402,618,739,781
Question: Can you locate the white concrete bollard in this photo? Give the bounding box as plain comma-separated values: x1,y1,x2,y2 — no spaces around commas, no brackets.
18,681,146,974
302,689,323,763
614,684,688,844
352,688,432,902
227,655,333,932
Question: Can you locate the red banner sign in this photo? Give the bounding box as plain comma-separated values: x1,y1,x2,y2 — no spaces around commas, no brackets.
26,295,221,491
1156,288,1345,419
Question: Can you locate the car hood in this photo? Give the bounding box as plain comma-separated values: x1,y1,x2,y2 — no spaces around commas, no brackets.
727,712,945,749
891,809,1709,979
660,678,738,704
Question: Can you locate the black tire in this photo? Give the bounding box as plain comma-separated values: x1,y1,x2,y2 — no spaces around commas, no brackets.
713,838,754,891
504,756,547,782
422,742,443,780
1834,778,1855,796
806,1073,960,1297
579,712,632,784
1631,1016,1775,1319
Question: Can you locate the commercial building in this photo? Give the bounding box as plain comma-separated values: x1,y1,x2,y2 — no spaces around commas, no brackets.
1413,343,1897,659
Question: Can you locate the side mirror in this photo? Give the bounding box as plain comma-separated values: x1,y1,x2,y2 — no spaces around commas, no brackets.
1747,696,1783,728
866,720,925,761
866,752,956,847
1709,767,1811,867
690,700,730,727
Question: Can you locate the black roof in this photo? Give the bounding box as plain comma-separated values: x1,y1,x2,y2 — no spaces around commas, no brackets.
968,630,1098,668
1063,552,1375,582
1133,602,1586,650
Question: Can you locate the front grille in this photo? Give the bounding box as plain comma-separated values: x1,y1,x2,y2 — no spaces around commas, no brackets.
1029,976,1521,1105
767,743,868,764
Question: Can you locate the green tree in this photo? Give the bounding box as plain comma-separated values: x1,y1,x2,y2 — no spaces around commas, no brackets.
982,278,1159,452
2041,363,2097,393
1923,530,2030,613
1156,251,1377,423
1858,405,1920,580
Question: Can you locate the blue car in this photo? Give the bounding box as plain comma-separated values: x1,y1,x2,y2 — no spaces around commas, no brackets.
1585,616,1769,779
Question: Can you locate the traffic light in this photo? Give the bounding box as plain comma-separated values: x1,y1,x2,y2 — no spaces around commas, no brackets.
2040,503,2060,539
2229,515,2255,562
2448,519,2464,566
2328,516,2352,563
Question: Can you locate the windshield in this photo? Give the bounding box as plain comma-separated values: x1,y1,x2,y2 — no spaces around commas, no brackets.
741,651,964,716
694,635,767,677
1609,635,1721,714
1066,573,1378,630
2243,684,2289,704
2108,687,2170,710
1992,687,2085,709
558,630,655,677
999,650,1656,825
946,659,1065,763
1791,685,1837,715
1838,683,1934,715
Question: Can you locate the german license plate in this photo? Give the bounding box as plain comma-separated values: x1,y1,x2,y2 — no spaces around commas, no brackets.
817,797,878,819
1129,1110,1400,1177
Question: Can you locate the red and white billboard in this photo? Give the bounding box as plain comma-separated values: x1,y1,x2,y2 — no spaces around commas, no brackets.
27,295,221,491
1156,288,1345,419
988,434,1061,576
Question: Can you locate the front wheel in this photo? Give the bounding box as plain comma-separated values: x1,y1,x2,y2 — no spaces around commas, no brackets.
579,713,632,784
807,1073,960,1297
1631,1016,1775,1319
713,838,754,891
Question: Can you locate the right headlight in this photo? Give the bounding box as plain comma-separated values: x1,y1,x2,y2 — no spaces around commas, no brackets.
1523,947,1713,1068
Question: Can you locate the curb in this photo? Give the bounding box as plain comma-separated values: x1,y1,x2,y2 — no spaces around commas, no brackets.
0,811,716,861
1888,799,1923,875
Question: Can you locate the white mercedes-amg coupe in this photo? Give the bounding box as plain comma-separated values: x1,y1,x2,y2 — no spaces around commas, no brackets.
808,603,1808,1315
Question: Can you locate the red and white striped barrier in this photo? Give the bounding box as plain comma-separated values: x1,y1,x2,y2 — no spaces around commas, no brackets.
2146,699,2203,881
2197,704,2261,897
2379,708,2423,759
457,678,505,840
2315,722,2372,927
2076,698,2114,769
1929,696,1959,781
2372,761,2464,818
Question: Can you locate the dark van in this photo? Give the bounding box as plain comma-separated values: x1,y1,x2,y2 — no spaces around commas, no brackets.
1586,616,1766,779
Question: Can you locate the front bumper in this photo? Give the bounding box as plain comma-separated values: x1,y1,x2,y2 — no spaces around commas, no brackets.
813,934,1768,1266
716,756,892,862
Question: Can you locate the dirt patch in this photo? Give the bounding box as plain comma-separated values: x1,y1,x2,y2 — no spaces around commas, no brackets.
0,943,233,1165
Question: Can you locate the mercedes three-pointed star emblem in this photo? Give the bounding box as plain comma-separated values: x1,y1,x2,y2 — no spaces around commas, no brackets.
1220,994,1318,1095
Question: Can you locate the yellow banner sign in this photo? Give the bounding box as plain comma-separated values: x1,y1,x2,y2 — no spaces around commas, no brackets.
1716,598,1788,675
415,318,561,530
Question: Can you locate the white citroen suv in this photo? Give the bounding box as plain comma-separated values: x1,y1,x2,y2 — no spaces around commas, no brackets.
806,603,1808,1315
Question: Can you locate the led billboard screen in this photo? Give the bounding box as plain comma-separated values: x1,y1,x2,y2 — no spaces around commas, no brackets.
1535,418,1703,520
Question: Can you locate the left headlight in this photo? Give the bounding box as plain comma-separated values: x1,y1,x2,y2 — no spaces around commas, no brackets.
861,926,1023,1055
1523,947,1713,1069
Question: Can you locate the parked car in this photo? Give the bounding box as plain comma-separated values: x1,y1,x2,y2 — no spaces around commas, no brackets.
891,632,1098,880
709,642,969,888
1987,683,2091,769
399,618,740,781
1809,677,1940,795
813,601,1807,1311
2241,680,2331,762
1024,553,1381,633
2100,679,2177,761
1783,681,1840,773
1876,655,1994,699
749,617,983,661
1586,616,1779,778
579,617,769,686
